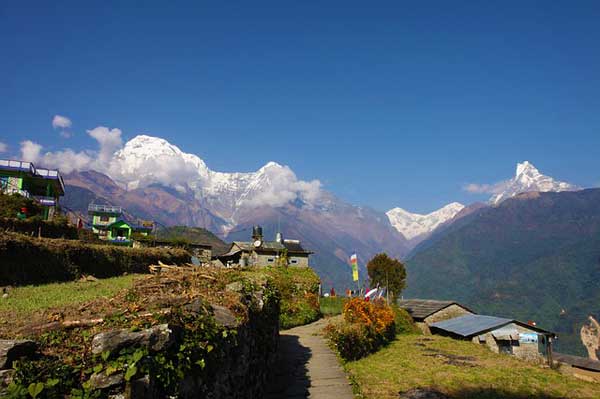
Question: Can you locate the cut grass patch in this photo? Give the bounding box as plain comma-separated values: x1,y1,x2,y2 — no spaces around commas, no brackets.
0,274,140,318
345,334,600,399
320,296,347,316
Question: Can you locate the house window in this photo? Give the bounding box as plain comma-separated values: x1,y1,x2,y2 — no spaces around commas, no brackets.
291,259,298,264
100,215,109,222
267,258,274,263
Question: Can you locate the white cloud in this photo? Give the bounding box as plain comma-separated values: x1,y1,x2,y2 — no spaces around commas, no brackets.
39,149,94,174
242,163,323,208
463,180,510,195
52,115,72,129
0,142,7,153
87,126,122,166
20,140,43,162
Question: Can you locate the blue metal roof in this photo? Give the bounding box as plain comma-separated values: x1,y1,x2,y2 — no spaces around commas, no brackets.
430,314,513,337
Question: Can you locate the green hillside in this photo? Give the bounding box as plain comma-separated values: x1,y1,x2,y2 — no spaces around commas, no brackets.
406,189,600,356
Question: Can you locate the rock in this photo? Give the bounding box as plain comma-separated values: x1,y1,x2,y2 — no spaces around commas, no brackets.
127,375,160,399
226,281,244,293
0,339,38,369
91,324,179,356
89,371,124,390
212,305,238,328
183,298,207,315
399,388,449,399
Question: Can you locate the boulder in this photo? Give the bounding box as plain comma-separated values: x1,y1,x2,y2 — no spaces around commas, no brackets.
212,305,238,328
91,324,178,356
0,339,38,369
89,371,124,390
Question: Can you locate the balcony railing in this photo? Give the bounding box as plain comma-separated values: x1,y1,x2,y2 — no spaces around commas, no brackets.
1,187,31,198
88,204,123,214
0,159,35,174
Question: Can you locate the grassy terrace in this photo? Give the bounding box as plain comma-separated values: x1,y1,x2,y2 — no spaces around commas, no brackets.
0,274,139,320
346,334,599,399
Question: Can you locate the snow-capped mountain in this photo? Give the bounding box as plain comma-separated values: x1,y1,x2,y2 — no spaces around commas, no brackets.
386,202,465,241
108,135,322,229
62,134,411,289
489,161,579,205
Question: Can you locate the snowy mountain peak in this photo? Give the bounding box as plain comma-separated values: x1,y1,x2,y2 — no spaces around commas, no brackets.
516,161,538,177
107,135,322,222
386,202,465,240
490,161,579,205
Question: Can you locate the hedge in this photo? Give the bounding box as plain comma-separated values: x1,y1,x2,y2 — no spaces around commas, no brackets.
0,217,79,240
0,232,191,286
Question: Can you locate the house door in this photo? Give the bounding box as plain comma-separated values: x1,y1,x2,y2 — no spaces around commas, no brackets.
117,228,128,238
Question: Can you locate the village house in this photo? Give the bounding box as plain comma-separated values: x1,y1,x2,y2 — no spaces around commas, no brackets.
429,314,556,363
398,299,474,334
88,203,153,245
0,159,65,220
216,226,312,267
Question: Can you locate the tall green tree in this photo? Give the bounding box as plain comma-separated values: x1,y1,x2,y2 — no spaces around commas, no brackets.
367,253,406,302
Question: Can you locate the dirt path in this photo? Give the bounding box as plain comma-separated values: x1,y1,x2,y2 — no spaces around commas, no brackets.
265,317,355,399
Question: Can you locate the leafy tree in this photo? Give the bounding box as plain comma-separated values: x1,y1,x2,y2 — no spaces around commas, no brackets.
367,253,406,302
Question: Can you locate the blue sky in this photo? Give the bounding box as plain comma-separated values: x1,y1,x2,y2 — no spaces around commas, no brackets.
1,1,599,213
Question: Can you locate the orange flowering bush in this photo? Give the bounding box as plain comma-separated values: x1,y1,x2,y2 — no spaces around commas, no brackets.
343,298,395,337
325,298,396,361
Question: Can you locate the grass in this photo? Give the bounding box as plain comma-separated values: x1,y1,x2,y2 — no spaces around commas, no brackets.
0,274,140,318
320,296,347,316
345,334,600,399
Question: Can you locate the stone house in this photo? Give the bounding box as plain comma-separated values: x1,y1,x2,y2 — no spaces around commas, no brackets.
398,299,474,334
217,226,312,267
430,314,556,363
0,159,65,220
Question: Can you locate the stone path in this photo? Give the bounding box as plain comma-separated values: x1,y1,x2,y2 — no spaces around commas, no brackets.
265,317,355,399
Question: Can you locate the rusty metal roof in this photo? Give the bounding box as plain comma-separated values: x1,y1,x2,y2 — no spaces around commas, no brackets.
397,299,473,320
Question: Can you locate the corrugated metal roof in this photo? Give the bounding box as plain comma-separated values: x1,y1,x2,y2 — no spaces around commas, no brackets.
232,240,311,254
430,314,554,338
397,299,472,320
430,314,513,337
554,352,600,372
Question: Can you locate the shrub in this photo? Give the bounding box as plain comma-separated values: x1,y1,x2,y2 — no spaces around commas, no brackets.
254,267,321,329
0,232,191,285
0,217,78,239
325,298,396,361
391,304,420,334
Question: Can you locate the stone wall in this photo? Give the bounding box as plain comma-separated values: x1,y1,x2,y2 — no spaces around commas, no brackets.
0,269,280,398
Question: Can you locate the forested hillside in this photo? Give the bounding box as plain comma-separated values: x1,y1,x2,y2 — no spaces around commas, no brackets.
406,189,600,356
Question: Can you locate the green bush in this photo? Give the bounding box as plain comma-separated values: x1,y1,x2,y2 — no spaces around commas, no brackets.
0,217,78,239
0,193,43,219
253,267,321,329
0,232,191,285
324,321,379,361
391,305,420,334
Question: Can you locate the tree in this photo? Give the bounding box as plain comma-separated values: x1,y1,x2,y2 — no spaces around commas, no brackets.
366,253,406,303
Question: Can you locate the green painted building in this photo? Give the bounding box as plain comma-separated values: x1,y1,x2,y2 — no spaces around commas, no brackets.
88,204,153,245
0,159,65,220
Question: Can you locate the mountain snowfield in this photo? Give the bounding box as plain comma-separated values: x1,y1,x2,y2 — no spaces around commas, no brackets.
108,135,322,229
489,161,579,205
386,203,465,240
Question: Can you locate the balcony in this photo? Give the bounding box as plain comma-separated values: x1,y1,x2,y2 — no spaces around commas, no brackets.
88,204,123,214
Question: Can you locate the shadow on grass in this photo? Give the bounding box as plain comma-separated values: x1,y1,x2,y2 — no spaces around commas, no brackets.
400,387,568,399
265,334,312,398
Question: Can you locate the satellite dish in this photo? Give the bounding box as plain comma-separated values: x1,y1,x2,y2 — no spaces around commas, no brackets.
253,240,262,248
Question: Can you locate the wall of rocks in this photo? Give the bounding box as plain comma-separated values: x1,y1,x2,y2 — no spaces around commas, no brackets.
0,269,280,398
